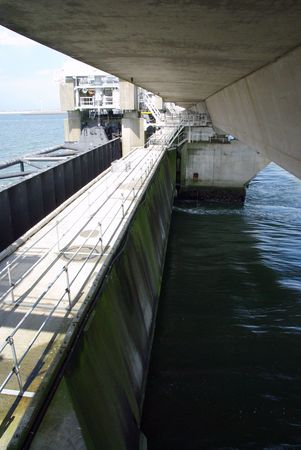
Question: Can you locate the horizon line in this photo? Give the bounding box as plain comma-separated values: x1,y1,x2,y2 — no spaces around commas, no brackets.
0,110,65,115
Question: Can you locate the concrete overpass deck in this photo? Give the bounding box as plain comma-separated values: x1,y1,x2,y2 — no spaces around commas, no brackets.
2,1,300,179
0,124,178,447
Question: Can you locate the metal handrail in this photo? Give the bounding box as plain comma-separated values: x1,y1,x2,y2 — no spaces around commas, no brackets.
0,148,151,306
146,117,186,148
0,145,144,278
163,111,210,127
0,142,168,397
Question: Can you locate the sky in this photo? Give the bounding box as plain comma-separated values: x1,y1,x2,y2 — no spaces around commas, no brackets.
0,25,98,112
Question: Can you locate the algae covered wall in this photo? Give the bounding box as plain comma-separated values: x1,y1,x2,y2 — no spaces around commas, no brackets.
30,150,176,450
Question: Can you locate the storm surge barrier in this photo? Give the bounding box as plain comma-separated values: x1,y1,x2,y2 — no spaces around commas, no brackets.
0,124,178,449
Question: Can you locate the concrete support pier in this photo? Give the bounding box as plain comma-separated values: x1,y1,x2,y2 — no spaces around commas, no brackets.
122,111,145,156
64,111,81,143
120,80,145,156
178,140,269,202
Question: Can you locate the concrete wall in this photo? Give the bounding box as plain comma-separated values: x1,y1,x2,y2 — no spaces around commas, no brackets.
181,141,268,188
122,113,145,156
120,80,138,110
64,110,81,142
0,139,121,252
25,151,176,450
179,140,269,201
59,80,75,111
205,46,301,180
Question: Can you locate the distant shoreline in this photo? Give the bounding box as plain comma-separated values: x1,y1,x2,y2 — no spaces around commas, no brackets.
0,111,65,115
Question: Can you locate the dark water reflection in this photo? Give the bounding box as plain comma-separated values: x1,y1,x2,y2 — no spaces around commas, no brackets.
141,164,301,449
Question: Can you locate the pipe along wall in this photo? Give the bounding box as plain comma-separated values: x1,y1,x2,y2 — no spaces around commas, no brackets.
0,139,121,252
19,151,176,450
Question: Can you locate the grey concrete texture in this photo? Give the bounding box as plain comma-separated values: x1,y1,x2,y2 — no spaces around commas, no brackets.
60,81,75,112
181,141,269,188
1,1,301,106
119,81,138,110
121,116,145,156
64,110,81,142
1,1,301,179
206,46,301,179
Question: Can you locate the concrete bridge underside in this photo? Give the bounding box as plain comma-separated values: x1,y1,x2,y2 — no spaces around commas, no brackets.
1,1,301,178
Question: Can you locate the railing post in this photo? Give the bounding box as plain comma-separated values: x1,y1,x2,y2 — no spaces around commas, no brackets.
7,336,23,395
63,266,72,310
6,262,15,303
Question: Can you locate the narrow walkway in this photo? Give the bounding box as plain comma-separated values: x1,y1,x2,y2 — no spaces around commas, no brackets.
0,124,178,447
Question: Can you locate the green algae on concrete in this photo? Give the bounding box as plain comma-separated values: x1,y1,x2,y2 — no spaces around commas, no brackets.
28,151,176,449
0,330,67,450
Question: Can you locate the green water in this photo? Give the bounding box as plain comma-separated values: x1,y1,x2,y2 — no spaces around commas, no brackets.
141,163,301,449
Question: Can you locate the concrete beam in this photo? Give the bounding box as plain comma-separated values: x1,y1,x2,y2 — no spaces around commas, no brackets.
206,46,301,179
1,1,301,179
1,1,301,106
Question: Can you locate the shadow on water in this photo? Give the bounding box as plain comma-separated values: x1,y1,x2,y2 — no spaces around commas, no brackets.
141,164,301,449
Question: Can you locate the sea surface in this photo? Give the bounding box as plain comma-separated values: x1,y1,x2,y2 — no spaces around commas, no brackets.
142,163,301,449
0,113,65,162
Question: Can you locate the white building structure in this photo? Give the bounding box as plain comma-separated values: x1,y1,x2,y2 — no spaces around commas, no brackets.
58,59,164,148
74,73,120,112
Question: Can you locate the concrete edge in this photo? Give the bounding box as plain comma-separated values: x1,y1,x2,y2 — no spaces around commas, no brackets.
8,149,170,449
